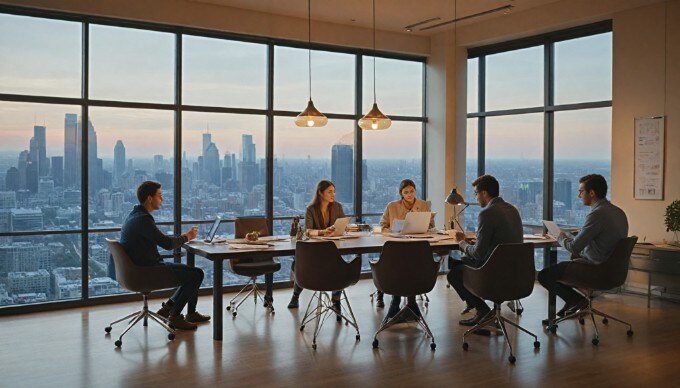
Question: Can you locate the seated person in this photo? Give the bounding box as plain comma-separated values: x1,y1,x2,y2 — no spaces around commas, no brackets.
120,181,210,330
378,178,434,318
538,174,628,322
288,180,346,314
448,175,523,327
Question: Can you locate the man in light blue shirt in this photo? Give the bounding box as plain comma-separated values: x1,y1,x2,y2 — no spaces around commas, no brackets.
538,174,628,320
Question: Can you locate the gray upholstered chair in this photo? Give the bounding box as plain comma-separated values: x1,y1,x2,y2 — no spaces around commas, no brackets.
104,239,179,348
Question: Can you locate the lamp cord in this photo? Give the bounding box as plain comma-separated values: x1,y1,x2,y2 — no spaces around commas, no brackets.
373,0,377,104
308,0,312,100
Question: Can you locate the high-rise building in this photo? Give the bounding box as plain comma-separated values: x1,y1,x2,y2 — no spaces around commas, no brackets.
63,113,79,188
113,140,126,183
242,134,256,163
17,150,29,189
554,178,573,210
204,143,221,187
4,167,20,191
331,143,354,204
83,118,99,191
30,125,48,177
202,132,212,154
25,157,39,193
153,155,164,173
519,181,542,204
50,156,63,187
10,208,43,231
0,192,16,209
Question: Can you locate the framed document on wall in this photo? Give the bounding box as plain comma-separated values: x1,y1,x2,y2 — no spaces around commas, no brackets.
634,116,665,200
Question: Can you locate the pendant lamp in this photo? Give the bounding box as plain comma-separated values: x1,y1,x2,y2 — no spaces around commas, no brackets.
295,0,328,127
359,0,391,131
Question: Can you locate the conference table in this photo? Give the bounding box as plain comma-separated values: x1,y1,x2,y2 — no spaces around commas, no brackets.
183,233,558,341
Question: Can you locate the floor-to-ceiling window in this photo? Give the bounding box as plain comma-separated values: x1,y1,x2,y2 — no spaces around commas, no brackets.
465,22,612,268
0,6,427,309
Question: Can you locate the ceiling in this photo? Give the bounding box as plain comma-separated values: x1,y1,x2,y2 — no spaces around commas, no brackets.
189,0,565,36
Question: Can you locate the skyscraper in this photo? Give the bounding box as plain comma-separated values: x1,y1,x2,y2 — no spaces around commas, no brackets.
113,140,126,184
242,134,256,163
331,143,354,204
554,178,572,210
30,125,48,177
83,118,99,191
202,132,212,154
239,135,258,192
153,155,164,173
204,143,221,187
4,168,19,191
63,114,78,188
17,151,29,190
50,156,63,187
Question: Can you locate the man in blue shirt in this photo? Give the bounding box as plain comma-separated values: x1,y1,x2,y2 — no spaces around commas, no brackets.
538,174,628,322
120,181,210,330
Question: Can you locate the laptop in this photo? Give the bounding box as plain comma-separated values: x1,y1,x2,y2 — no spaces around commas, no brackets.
542,220,564,239
330,217,351,237
204,217,222,242
401,211,432,234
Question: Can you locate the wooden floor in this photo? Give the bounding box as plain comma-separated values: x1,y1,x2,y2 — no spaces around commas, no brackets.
1,277,679,387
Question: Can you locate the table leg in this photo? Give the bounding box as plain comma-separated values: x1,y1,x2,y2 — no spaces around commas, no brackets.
213,259,223,341
543,247,558,322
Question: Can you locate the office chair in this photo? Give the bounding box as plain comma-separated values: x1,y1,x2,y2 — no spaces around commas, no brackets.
227,217,281,317
548,236,638,345
461,243,540,363
104,239,179,348
370,240,443,351
295,240,361,350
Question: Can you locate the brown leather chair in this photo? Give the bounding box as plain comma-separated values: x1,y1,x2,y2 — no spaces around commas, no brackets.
370,240,443,351
227,217,281,316
549,236,638,345
461,243,539,363
294,240,361,350
104,239,179,348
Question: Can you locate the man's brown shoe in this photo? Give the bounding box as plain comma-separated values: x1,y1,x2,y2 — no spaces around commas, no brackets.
168,314,198,330
156,302,171,319
186,311,211,323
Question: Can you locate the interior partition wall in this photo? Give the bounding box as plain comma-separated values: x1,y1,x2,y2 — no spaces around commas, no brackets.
0,5,426,314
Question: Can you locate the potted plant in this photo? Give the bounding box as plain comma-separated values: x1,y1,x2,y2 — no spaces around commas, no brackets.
665,199,680,246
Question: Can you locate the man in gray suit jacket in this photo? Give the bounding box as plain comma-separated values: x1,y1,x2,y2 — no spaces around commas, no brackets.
448,175,524,326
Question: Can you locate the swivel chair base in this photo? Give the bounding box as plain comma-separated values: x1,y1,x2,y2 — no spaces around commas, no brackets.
372,297,436,351
104,293,175,348
547,291,633,346
462,303,540,363
299,290,360,350
227,276,274,317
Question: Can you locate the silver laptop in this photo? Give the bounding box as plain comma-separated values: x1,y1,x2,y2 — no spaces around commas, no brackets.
331,217,351,237
401,211,432,234
542,220,564,238
204,217,221,242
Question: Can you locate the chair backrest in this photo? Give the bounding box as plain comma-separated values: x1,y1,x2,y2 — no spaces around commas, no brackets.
563,236,638,290
463,243,535,303
235,217,270,238
106,239,179,293
371,240,441,296
294,240,361,291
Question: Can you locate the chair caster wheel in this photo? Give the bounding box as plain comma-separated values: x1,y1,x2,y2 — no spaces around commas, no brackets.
356,334,360,341
169,324,175,330
105,326,112,333
312,344,317,350
372,339,379,349
115,340,122,348
232,312,237,317
271,309,275,314
534,341,540,349
430,343,436,351
549,324,557,334
509,355,516,364
168,333,175,340
602,318,608,324
300,325,305,331
226,306,231,311
627,329,634,337
462,342,469,351
425,302,429,308
578,317,585,325
446,284,450,288
592,338,599,346
337,316,342,323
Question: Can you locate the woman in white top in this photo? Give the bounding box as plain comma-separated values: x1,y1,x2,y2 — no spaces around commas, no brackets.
377,179,432,318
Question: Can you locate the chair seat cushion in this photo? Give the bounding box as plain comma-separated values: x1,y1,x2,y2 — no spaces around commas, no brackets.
232,260,281,277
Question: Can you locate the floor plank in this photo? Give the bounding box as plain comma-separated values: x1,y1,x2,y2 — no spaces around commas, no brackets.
1,277,679,387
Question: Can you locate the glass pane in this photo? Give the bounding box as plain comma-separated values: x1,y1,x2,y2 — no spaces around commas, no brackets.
554,108,611,227
362,56,423,117
88,107,174,228
183,36,266,108
0,233,81,306
362,122,422,215
89,25,174,103
463,118,479,232
275,47,354,114
182,112,267,221
485,113,543,226
467,58,478,113
555,33,612,105
0,14,81,97
273,118,355,217
0,102,82,232
485,46,543,111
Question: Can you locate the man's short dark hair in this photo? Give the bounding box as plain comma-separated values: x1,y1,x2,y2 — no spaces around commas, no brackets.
472,175,500,198
579,174,607,198
137,181,161,204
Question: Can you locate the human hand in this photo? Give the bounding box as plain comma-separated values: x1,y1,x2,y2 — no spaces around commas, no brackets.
186,226,198,240
454,231,466,242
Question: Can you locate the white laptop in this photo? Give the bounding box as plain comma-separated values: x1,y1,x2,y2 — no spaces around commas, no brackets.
204,217,221,242
330,217,351,237
401,211,432,234
542,220,564,238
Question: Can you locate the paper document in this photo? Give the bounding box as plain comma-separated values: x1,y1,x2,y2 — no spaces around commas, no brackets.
228,244,273,250
542,220,564,238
